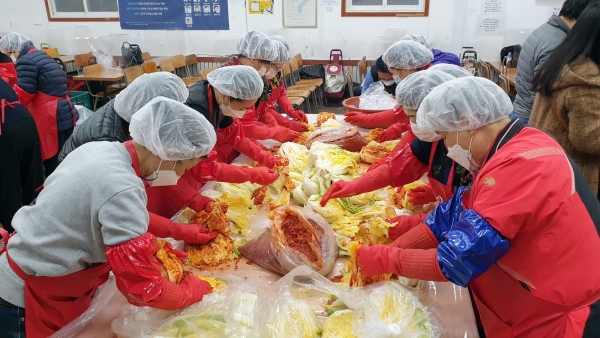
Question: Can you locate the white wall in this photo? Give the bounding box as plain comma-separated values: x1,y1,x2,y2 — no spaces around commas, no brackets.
0,0,564,61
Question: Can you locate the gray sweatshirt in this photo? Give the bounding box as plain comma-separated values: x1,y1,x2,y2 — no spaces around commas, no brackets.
0,142,148,308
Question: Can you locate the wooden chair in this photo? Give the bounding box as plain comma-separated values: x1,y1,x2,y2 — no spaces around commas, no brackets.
294,54,324,86
346,67,354,98
141,61,158,74
287,60,322,111
201,67,216,80
172,54,188,77
74,53,94,74
185,54,200,76
43,48,59,58
481,62,491,80
160,59,176,73
124,65,143,84
358,56,367,84
142,52,151,62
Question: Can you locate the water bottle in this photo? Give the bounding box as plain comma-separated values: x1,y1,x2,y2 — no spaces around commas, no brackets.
506,52,513,69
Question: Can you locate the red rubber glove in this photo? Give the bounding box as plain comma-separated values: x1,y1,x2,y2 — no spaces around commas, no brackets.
407,185,437,206
234,137,288,168
147,213,218,244
266,110,308,132
162,244,189,263
390,222,439,249
321,164,392,207
387,144,428,187
187,194,214,213
392,129,417,153
387,213,427,241
344,110,395,129
275,91,309,123
378,123,409,142
194,160,279,185
243,123,300,142
106,232,212,310
357,245,447,281
288,109,308,123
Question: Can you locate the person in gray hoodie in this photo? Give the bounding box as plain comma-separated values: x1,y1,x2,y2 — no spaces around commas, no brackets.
512,0,599,123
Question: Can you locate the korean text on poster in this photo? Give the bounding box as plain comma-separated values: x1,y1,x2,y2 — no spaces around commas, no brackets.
477,16,506,35
118,0,229,30
481,0,504,14
283,0,317,28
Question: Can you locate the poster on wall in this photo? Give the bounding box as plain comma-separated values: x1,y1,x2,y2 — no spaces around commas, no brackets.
118,0,229,30
283,0,317,27
476,16,507,35
481,0,504,14
249,0,274,14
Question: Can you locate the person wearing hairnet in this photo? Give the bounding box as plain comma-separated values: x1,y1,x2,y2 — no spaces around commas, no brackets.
401,34,461,66
270,35,290,51
0,32,78,177
360,56,397,95
322,70,471,240
345,41,434,142
186,65,285,171
356,77,600,337
0,98,219,337
241,40,307,143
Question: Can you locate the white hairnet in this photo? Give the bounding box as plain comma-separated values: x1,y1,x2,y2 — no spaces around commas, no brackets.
130,97,217,161
429,64,472,78
401,34,431,49
270,35,290,51
0,32,33,53
417,77,513,133
396,70,454,110
207,65,264,100
382,41,434,70
272,40,289,64
237,31,278,61
114,72,188,122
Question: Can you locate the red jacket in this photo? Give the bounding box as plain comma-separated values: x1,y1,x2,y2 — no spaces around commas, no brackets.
466,125,600,337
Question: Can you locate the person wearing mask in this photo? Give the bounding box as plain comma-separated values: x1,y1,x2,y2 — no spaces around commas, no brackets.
0,49,17,87
321,70,472,240
360,56,396,95
0,98,220,337
530,2,600,198
241,40,306,143
0,32,77,177
512,0,598,123
356,76,600,337
186,65,287,168
401,34,461,66
344,41,433,141
0,78,44,233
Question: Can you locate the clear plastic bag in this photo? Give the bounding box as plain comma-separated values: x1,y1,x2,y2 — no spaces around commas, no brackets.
111,275,258,338
50,274,121,338
88,40,114,70
359,82,397,110
238,205,338,276
74,105,94,127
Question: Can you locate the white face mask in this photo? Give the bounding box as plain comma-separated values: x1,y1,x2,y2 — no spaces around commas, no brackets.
257,65,267,77
145,160,180,187
411,121,442,142
381,79,395,86
10,53,16,63
393,75,402,84
219,97,246,118
446,132,480,172
265,67,278,80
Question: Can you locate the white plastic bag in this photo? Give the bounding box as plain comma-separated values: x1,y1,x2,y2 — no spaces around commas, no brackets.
359,82,396,110
88,41,113,70
74,105,94,127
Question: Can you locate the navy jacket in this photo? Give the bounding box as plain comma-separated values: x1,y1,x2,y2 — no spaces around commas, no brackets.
15,45,77,132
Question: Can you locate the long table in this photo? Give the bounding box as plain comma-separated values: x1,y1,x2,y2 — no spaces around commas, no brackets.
53,115,479,338
487,61,517,87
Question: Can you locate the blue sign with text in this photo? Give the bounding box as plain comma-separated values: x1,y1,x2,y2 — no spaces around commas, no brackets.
118,0,229,30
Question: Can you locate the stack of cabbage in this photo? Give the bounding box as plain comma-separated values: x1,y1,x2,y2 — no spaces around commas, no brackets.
202,181,259,235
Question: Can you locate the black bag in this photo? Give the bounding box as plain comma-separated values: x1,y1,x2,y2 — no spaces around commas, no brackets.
500,45,521,67
121,42,144,68
299,64,325,79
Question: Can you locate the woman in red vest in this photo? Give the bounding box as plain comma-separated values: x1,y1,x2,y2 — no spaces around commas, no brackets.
354,76,600,337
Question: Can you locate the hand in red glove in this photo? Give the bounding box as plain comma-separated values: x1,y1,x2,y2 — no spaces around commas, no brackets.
344,109,397,129
163,245,189,263
187,195,214,213
148,213,218,245
272,127,302,142
288,109,308,123
235,138,287,168
387,213,427,241
287,119,309,132
379,123,409,142
320,164,392,207
357,245,446,281
247,167,280,185
407,185,437,206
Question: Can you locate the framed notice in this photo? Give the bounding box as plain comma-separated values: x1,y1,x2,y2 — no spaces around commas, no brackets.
118,0,229,30
283,0,317,28
342,0,429,17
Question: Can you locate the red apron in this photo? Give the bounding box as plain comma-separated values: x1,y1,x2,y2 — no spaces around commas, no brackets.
23,48,76,161
0,61,17,87
0,229,110,338
425,140,455,202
